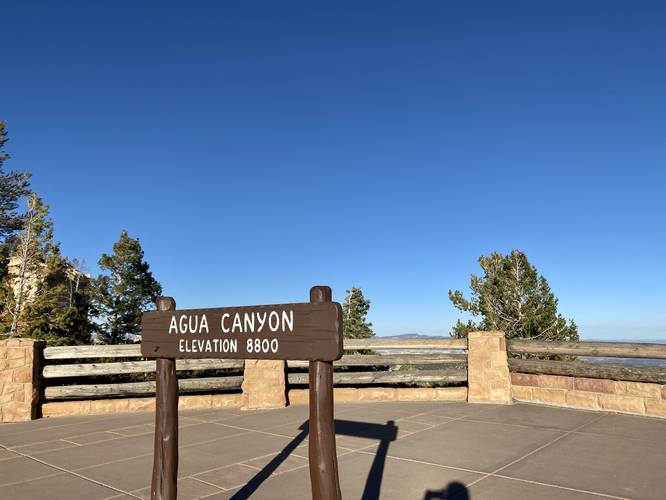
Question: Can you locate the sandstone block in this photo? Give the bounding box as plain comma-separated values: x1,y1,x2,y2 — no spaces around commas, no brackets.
334,388,359,402
358,387,397,401
531,387,567,405
538,375,574,390
662,385,666,400
91,399,130,415
614,381,662,399
397,388,435,401
287,389,309,406
644,399,666,418
212,394,242,408
433,387,467,401
0,402,31,422
511,385,532,401
598,394,645,415
180,395,212,410
6,347,26,359
42,401,92,417
489,351,508,367
128,398,156,412
574,377,614,394
12,367,33,383
241,359,286,409
565,391,599,410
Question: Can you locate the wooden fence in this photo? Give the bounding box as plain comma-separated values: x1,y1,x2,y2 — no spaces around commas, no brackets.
42,344,244,401
41,338,666,403
507,340,666,384
287,338,468,388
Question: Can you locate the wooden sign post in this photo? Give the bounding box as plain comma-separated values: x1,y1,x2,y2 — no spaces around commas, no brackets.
141,286,343,500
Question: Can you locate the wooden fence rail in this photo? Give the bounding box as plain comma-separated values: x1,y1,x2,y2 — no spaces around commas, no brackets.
507,340,666,359
44,344,142,359
287,353,466,368
343,338,467,350
45,376,244,400
287,338,468,389
506,339,666,384
509,358,666,384
41,345,245,402
287,369,467,386
43,359,244,378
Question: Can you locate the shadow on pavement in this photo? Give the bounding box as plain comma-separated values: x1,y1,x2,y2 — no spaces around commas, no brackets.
230,419,398,500
423,481,470,499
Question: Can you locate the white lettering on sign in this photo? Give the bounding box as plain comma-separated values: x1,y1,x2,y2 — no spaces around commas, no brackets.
246,338,279,354
169,314,209,334
169,309,294,357
179,338,238,353
216,310,294,334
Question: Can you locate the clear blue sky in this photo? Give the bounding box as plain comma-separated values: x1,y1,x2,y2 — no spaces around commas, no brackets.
2,1,665,340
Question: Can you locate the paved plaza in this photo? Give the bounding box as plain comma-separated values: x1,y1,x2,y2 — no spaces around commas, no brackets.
1,401,665,499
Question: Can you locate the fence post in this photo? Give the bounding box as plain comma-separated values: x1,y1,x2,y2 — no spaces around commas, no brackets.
151,297,179,500
0,338,45,422
467,331,512,404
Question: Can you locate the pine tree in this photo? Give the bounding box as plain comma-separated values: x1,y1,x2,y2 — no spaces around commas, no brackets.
0,193,57,336
92,230,162,344
342,287,374,339
0,121,31,242
20,253,94,345
448,250,579,342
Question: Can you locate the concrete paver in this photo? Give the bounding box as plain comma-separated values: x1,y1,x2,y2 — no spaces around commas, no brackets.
0,401,664,499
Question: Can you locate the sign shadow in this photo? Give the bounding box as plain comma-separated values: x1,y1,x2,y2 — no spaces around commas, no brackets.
230,419,398,500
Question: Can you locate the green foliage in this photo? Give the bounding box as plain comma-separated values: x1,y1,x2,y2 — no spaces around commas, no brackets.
342,287,374,339
449,250,579,343
0,121,31,242
20,254,94,345
92,230,162,344
0,194,58,336
0,194,92,344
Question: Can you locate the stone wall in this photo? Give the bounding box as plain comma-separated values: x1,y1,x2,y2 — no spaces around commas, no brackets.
41,393,242,417
0,338,44,422
512,373,666,418
287,387,467,405
467,331,512,404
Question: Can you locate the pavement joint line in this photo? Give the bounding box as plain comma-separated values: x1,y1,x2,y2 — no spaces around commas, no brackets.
491,473,630,499
69,429,255,473
336,404,502,458
465,413,608,489
59,438,84,447
211,421,305,441
0,468,64,488
106,430,133,437
186,475,227,492
3,419,205,452
190,461,263,482
353,448,488,475
0,444,141,498
460,416,599,432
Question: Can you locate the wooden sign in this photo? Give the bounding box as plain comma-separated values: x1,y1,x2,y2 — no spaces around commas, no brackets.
141,301,343,361
144,286,342,500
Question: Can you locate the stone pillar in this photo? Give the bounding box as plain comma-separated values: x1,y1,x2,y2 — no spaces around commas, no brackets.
0,338,45,422
467,331,512,404
241,359,286,410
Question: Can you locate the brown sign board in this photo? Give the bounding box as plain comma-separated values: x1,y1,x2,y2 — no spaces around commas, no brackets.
141,301,343,361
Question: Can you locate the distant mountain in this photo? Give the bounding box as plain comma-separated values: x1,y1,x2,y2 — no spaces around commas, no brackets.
380,333,448,339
